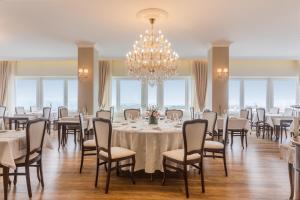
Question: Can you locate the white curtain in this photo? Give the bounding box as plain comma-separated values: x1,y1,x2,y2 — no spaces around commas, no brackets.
98,60,111,108
193,60,208,112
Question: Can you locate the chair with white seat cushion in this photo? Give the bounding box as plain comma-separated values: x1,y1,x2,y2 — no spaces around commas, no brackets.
202,111,217,140
79,113,96,173
93,118,136,193
96,109,111,120
165,109,183,120
15,106,27,129
204,114,229,176
1,119,47,198
162,119,208,198
124,108,140,120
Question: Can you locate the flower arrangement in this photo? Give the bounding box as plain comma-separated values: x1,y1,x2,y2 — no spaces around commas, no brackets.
146,105,160,124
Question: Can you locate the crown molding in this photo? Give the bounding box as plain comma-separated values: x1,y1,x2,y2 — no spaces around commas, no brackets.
76,41,95,48
210,40,232,48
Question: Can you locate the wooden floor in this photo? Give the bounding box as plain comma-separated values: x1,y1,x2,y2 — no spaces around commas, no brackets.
1,132,291,200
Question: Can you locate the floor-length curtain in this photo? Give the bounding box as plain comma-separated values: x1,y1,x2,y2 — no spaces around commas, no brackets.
98,60,110,108
0,61,11,105
193,60,208,111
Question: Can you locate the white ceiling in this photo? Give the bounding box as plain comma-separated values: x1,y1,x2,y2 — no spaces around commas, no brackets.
0,0,299,60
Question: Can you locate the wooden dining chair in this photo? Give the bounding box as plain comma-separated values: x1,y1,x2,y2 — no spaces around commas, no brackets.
96,109,112,120
204,114,229,176
165,109,183,120
256,108,272,139
79,113,96,173
240,109,249,119
59,106,79,145
93,118,136,193
15,106,27,129
124,109,140,120
202,111,217,140
161,119,208,198
43,107,51,134
8,119,46,198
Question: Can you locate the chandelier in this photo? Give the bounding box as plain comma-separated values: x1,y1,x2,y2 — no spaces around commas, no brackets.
126,8,179,86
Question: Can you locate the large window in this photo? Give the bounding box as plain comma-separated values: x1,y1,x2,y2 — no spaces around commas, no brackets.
111,77,190,111
229,79,240,112
164,79,186,109
244,79,267,108
228,77,298,112
15,79,37,110
273,79,297,111
15,77,78,112
119,80,141,109
43,79,64,111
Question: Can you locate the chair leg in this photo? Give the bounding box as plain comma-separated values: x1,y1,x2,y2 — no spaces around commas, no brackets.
25,166,32,198
183,165,189,198
130,157,135,184
162,157,167,185
231,132,233,147
116,161,120,176
80,150,84,173
245,133,248,147
13,167,18,185
39,160,45,187
223,152,228,177
95,158,100,187
105,161,112,194
200,159,205,193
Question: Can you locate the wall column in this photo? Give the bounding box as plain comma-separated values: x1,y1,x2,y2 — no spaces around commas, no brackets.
207,43,230,114
77,43,99,114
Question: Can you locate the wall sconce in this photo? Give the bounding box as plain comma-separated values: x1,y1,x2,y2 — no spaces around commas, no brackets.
217,68,228,80
78,66,88,78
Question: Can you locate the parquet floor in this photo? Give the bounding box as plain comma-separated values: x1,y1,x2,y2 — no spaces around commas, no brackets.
1,132,291,200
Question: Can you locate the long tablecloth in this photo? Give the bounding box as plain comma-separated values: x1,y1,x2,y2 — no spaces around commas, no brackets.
0,130,52,169
111,120,182,173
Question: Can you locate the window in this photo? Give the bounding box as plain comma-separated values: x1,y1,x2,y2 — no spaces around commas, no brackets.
273,79,297,111
15,77,78,113
119,80,141,109
148,84,157,106
244,79,267,108
43,79,64,111
164,79,186,109
15,79,37,110
228,80,241,112
67,79,78,111
111,77,190,111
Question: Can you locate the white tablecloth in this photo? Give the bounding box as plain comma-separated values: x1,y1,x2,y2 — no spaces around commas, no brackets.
280,143,296,164
112,120,182,173
60,115,93,130
217,117,250,132
0,130,52,169
265,114,293,127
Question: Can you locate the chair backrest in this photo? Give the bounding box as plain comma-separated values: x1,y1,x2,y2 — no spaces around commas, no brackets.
190,107,195,119
202,111,217,134
26,119,46,159
222,114,229,143
256,108,265,122
79,113,85,142
93,118,112,158
165,109,183,120
240,109,249,119
124,109,140,120
0,106,6,118
96,110,111,120
43,107,51,120
284,108,294,116
58,106,68,118
269,107,279,114
183,119,208,161
15,106,25,115
246,107,253,121
30,106,38,113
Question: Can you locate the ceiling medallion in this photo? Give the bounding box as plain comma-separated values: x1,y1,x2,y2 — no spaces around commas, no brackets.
126,8,179,86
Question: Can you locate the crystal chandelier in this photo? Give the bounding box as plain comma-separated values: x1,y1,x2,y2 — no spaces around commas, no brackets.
126,9,179,86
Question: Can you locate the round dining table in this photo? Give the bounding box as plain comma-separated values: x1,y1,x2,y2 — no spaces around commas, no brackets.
111,119,183,173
